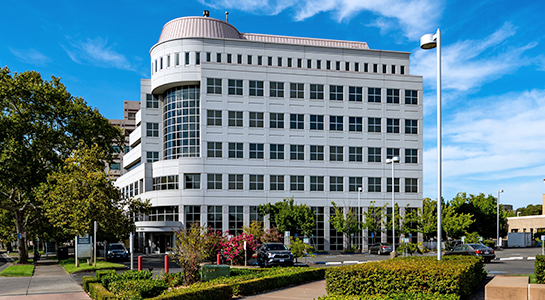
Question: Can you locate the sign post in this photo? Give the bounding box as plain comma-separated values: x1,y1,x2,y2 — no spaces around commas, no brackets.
541,235,545,255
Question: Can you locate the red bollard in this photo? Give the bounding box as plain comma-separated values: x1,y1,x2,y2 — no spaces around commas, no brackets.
138,255,142,271
164,255,169,274
217,253,221,265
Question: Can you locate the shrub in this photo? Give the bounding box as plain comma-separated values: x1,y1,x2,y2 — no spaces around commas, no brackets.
229,268,264,277
536,254,545,283
101,270,153,289
108,279,168,299
150,283,232,300
261,227,283,243
96,269,117,280
290,237,315,262
158,271,184,287
88,282,117,300
396,242,422,255
317,293,460,300
325,256,485,297
482,240,495,248
82,276,101,292
220,233,259,265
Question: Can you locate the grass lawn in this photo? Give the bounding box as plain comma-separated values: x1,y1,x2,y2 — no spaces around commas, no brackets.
59,258,125,274
513,273,537,283
0,264,35,277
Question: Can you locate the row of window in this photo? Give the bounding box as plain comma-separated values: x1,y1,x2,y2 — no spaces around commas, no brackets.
152,51,407,76
206,79,418,104
207,143,418,163
206,111,419,133
151,174,418,193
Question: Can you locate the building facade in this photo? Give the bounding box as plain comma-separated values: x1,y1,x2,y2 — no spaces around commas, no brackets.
115,14,423,253
108,100,141,178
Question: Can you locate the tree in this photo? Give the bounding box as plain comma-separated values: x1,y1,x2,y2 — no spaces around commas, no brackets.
515,204,542,216
0,67,124,263
450,192,507,239
361,201,387,244
442,204,473,240
419,198,438,240
37,145,150,245
329,202,361,250
400,205,421,239
171,223,210,285
258,197,315,237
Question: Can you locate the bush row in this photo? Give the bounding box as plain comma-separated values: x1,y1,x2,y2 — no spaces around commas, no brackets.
317,293,460,300
325,256,486,297
109,279,168,299
536,254,545,284
88,282,117,300
101,270,153,289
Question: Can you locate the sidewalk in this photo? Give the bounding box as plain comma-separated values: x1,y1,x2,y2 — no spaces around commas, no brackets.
239,280,327,299
0,258,89,300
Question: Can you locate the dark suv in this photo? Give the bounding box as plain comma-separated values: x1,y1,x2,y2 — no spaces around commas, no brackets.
106,243,129,261
257,243,294,267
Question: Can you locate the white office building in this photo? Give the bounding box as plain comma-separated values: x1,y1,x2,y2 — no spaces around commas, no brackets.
115,12,423,253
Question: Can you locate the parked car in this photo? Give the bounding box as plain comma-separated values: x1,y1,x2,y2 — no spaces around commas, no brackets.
106,243,129,261
257,243,294,267
369,243,393,255
444,243,495,263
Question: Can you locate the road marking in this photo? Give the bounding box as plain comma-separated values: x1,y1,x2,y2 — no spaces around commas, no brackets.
343,261,359,264
499,257,524,261
528,257,536,260
325,262,342,265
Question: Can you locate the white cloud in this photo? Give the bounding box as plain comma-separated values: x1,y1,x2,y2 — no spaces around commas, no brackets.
9,48,51,66
199,0,444,40
62,37,134,71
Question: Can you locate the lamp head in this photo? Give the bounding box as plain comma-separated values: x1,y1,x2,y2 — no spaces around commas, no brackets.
420,33,437,49
358,187,363,192
386,159,392,164
393,156,400,162
499,189,504,193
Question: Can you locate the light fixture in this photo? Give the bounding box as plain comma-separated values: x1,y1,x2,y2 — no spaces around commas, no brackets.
386,156,400,254
497,189,504,248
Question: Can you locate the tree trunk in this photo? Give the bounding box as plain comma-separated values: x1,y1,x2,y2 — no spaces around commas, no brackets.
14,211,29,264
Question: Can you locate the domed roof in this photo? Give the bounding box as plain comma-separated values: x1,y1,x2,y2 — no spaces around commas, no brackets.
158,17,241,43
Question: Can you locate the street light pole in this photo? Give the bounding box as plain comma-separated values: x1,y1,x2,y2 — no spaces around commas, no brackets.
420,28,442,260
386,156,399,253
358,187,363,250
497,189,504,248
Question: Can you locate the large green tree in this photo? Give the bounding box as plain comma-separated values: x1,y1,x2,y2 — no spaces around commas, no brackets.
442,204,473,240
450,192,507,239
329,202,361,250
259,197,315,236
0,67,124,263
361,201,387,244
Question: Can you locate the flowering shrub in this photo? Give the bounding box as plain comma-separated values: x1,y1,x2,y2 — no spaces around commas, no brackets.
261,227,283,243
204,229,226,261
221,233,260,265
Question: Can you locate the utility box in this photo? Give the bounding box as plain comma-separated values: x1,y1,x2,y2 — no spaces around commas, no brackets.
507,232,532,247
200,264,230,282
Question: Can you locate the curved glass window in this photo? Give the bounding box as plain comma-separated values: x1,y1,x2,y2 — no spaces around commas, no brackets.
163,85,200,159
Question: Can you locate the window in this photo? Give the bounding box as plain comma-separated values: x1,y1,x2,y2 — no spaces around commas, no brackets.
237,54,242,64
368,117,381,132
405,90,418,105
310,145,324,161
387,89,400,104
336,61,341,70
382,64,387,73
290,114,304,129
146,123,159,137
391,65,396,74
387,118,400,133
249,80,264,97
270,144,284,159
207,142,222,158
330,85,343,101
310,115,324,130
287,58,292,67
400,66,405,74
227,53,232,63
364,63,368,72
147,151,159,163
405,119,418,134
405,149,418,164
355,62,359,72
267,56,272,66
150,206,179,222
349,117,362,132
249,175,264,190
247,55,252,65
349,86,362,102
207,110,222,126
146,94,159,108
228,79,243,95
207,205,222,231
290,176,304,191
216,53,222,63
310,176,324,191
373,63,378,73
310,84,324,100
207,78,222,94
228,142,243,158
349,147,363,162
387,148,400,160
228,174,243,190
153,175,178,190
207,174,222,189
387,178,400,193
229,206,243,235
406,178,418,193
368,147,381,162
290,145,304,160
330,116,343,131
185,205,200,225
249,112,264,128
368,88,381,102
277,57,282,66
326,60,331,70
185,174,201,189
185,52,190,65
349,177,362,192
196,52,200,65
160,57,163,69
228,111,243,127
270,175,284,190
110,163,120,170
249,143,264,159
154,60,157,72
330,176,343,191
270,82,284,98
270,113,284,128
297,58,302,68
175,53,180,66
368,177,381,192
317,60,322,69
257,56,262,65
290,83,304,99
330,146,343,162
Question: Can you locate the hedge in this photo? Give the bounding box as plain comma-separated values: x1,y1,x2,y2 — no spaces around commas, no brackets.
88,282,118,300
325,256,486,297
96,269,117,280
109,279,168,299
149,284,232,300
101,270,153,289
536,254,545,283
317,293,461,300
83,276,101,292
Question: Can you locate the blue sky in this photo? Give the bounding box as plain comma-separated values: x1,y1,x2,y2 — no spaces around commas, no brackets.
2,0,545,209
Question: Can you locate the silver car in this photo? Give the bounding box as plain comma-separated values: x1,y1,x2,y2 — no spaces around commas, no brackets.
369,243,393,255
